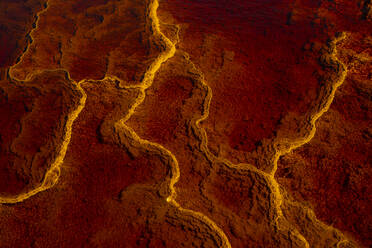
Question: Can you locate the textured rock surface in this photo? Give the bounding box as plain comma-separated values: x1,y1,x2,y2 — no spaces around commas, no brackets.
0,0,370,247
0,0,46,69
276,32,372,247
0,71,83,197
9,0,159,83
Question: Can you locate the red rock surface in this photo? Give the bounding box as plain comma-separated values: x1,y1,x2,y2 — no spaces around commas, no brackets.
0,0,47,69
0,71,82,197
9,0,158,83
276,32,372,247
0,0,371,247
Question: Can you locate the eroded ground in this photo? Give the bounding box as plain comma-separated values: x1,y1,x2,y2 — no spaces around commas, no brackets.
0,0,371,247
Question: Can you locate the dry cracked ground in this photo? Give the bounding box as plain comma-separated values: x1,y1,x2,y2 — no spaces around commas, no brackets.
0,0,371,247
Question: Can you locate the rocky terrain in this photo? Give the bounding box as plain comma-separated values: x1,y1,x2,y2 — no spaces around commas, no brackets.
0,0,370,247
